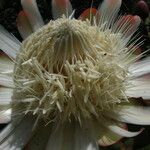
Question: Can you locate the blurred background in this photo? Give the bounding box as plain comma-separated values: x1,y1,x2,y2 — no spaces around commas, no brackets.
0,0,150,149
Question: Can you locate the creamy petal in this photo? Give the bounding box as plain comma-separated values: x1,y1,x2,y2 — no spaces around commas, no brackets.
113,105,150,125
129,57,150,78
21,0,44,32
17,11,33,39
0,25,21,59
0,87,12,123
113,15,141,38
0,54,14,74
0,87,12,105
108,125,143,137
98,0,122,29
126,76,150,99
52,0,73,19
0,74,14,88
0,109,11,124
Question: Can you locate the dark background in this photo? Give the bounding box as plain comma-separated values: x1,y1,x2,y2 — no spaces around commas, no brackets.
0,0,150,149
0,0,149,52
0,0,149,40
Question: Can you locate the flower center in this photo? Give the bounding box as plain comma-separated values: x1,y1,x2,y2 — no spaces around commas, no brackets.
13,18,128,123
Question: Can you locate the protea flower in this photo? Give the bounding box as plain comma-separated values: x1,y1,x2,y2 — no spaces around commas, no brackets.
0,0,150,149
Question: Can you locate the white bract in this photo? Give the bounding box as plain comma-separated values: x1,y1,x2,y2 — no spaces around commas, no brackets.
0,0,150,149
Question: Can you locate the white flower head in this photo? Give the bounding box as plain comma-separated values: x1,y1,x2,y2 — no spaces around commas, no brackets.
0,0,150,149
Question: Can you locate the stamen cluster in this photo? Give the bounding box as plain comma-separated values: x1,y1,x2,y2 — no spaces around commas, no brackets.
13,18,128,123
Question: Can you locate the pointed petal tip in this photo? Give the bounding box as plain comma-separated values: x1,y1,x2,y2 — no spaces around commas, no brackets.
79,8,98,20
52,0,70,9
114,14,141,38
100,0,122,10
130,15,141,26
52,0,73,19
17,11,28,26
17,10,33,39
118,15,141,25
105,0,122,6
98,0,122,28
109,125,144,137
133,15,141,25
21,0,44,31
